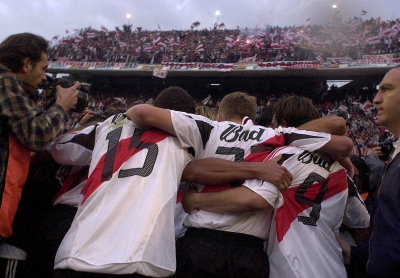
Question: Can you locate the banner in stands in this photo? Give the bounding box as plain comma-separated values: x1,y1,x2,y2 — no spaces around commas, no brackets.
52,57,399,71
53,60,321,70
326,57,354,64
360,54,394,65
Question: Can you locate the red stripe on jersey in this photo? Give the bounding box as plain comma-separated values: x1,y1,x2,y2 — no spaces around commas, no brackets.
176,192,183,203
275,169,347,242
82,129,170,204
245,135,285,162
52,167,88,203
200,135,284,196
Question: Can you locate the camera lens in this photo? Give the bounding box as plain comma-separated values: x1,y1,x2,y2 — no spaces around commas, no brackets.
71,91,89,113
80,83,91,93
380,143,393,156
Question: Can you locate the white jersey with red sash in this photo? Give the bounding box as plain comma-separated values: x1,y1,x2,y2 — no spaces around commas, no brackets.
264,146,348,278
54,114,191,276
52,164,88,207
170,111,331,239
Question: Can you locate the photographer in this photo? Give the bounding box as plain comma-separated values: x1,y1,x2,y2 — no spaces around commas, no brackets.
0,33,80,243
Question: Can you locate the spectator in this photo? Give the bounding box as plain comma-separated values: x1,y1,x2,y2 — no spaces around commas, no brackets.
338,65,400,277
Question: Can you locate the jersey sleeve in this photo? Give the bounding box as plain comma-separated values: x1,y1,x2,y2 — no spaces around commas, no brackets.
343,179,370,228
242,178,279,207
170,111,215,159
277,127,331,152
242,146,307,208
52,124,97,166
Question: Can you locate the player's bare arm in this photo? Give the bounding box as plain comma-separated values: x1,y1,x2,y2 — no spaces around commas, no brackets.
319,135,354,160
298,115,347,135
182,155,292,188
182,186,272,214
125,104,176,136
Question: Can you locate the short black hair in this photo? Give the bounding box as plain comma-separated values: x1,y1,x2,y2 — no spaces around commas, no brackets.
256,107,273,127
153,86,196,114
350,155,370,178
273,94,320,127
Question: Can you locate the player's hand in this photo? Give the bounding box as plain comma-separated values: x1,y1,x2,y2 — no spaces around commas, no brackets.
335,156,354,178
334,232,351,265
181,188,199,214
258,155,292,192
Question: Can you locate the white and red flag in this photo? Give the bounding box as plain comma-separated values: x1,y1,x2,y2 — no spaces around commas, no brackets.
195,43,204,52
361,101,373,114
75,35,83,43
101,26,108,32
166,37,175,44
271,42,283,49
86,32,96,39
153,36,162,45
381,27,392,37
225,36,234,47
348,19,361,29
144,46,155,52
368,35,381,44
257,31,265,37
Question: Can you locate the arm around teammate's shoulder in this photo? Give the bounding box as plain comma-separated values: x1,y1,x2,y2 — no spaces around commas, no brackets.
298,115,347,135
182,186,272,214
125,104,176,136
319,135,353,160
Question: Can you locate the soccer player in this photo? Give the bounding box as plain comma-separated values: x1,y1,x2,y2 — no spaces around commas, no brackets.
53,87,198,277
182,95,354,277
52,87,293,277
127,92,353,277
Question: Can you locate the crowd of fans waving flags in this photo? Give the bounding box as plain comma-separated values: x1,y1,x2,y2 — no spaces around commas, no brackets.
51,9,400,64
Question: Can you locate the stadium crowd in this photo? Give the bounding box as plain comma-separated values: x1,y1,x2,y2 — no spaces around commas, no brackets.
1,27,400,278
48,14,400,65
64,90,385,157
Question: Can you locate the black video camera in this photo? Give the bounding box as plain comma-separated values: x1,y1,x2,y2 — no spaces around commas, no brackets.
39,76,90,112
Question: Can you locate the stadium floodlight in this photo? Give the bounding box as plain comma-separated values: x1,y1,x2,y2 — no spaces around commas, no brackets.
332,4,337,9
127,13,131,25
215,11,220,25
